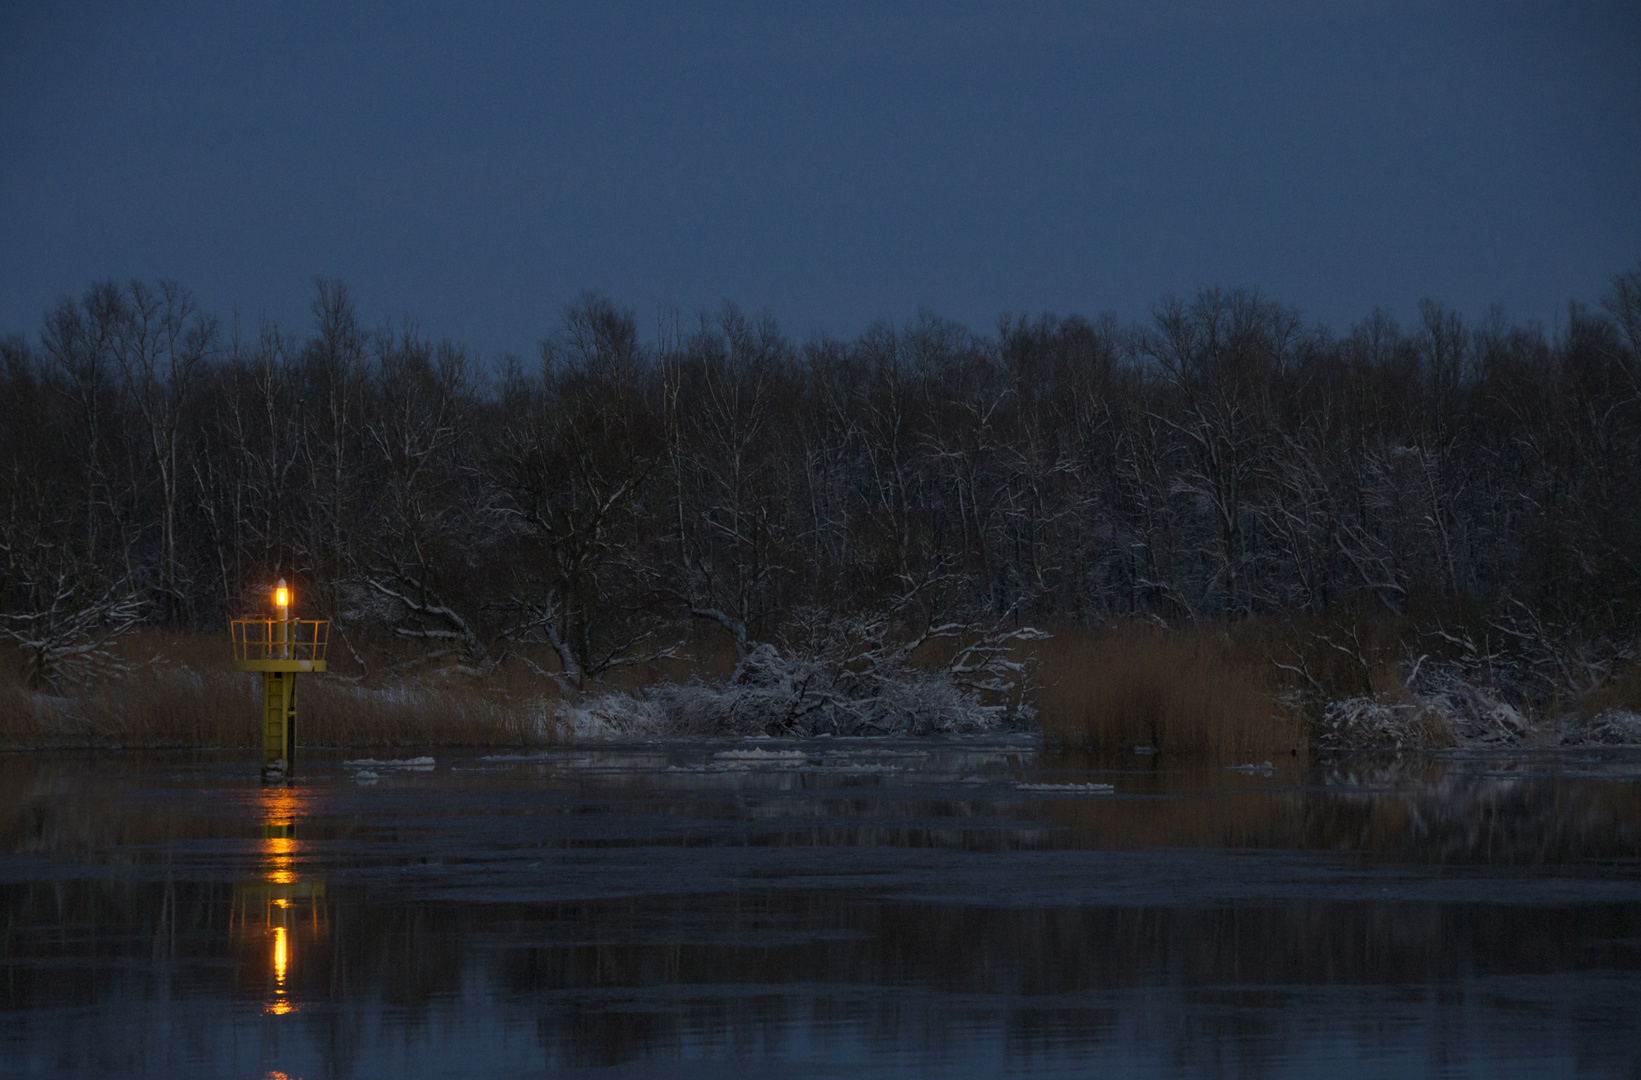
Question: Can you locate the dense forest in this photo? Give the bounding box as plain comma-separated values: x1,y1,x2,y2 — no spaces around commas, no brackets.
3,270,1640,712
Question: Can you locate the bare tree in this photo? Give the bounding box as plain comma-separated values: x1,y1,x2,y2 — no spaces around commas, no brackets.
494,295,665,688
0,570,142,691
109,280,217,622
656,302,793,675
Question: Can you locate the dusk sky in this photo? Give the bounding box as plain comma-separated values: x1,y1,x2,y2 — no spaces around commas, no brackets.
3,0,1638,358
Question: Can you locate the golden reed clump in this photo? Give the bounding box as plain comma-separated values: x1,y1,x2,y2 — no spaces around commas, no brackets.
1032,624,1306,762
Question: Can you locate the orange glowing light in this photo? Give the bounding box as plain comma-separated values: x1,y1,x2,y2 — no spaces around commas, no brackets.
274,582,290,609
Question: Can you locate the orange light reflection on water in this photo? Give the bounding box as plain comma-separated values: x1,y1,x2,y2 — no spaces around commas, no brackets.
273,925,288,983
259,785,304,1015
266,925,294,1014
266,837,296,885
261,785,300,885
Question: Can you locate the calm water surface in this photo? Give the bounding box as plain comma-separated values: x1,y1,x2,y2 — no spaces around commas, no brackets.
2,739,1640,1078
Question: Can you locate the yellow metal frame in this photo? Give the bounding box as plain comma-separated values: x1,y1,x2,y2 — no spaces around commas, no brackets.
259,670,297,774
233,618,329,777
232,619,329,672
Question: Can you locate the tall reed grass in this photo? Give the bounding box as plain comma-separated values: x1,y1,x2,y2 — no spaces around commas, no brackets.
0,632,560,750
1033,625,1306,762
0,672,557,750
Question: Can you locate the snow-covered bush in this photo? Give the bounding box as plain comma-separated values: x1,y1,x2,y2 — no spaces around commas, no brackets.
1559,709,1641,746
1318,697,1456,750
560,627,1037,741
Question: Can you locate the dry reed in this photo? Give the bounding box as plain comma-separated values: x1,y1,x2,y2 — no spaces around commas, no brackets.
0,671,559,750
1033,624,1306,762
0,631,561,750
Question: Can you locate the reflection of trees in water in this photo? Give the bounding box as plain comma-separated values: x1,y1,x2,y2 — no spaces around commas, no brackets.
10,882,1638,1069
0,757,340,855
284,893,1641,1068
1044,755,1641,864
14,751,1632,873
4,752,1641,1071
1301,755,1641,864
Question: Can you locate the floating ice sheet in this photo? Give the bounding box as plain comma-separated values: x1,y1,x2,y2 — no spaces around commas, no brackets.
1015,781,1116,794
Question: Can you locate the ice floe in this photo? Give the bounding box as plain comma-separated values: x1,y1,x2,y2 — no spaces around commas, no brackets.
1015,782,1115,795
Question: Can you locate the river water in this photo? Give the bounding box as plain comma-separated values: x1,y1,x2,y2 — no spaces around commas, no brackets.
2,739,1639,1078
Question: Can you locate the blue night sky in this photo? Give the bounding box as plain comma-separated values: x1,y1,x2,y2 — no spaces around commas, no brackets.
3,1,1638,357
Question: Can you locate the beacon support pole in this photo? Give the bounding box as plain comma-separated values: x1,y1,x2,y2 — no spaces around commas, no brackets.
233,578,328,781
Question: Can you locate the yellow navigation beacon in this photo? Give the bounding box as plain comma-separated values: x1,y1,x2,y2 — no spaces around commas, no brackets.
233,578,329,779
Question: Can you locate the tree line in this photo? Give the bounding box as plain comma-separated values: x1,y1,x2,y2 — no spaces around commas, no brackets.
3,270,1639,690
